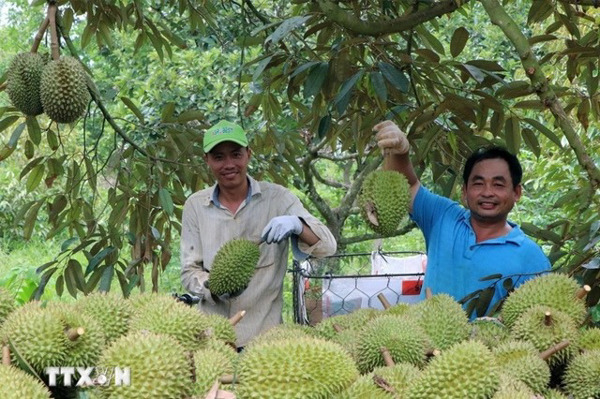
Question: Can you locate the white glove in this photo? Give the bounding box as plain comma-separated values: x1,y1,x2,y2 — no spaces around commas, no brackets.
373,120,410,155
261,216,303,244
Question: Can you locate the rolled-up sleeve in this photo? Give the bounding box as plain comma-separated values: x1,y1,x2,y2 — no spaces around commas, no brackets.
180,196,209,298
285,195,337,258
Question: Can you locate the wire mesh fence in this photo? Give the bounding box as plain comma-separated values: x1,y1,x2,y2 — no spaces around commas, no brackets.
292,251,426,325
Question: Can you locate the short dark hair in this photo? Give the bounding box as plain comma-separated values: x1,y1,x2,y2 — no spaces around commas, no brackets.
463,146,522,188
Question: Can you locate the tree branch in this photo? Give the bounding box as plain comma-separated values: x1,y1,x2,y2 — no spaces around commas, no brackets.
339,222,417,246
317,0,465,36
31,17,49,54
480,0,600,190
310,164,350,189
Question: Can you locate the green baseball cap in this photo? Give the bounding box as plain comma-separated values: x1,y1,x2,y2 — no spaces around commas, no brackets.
203,120,249,153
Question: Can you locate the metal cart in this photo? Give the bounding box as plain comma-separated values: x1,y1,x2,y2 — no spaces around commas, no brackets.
292,250,426,325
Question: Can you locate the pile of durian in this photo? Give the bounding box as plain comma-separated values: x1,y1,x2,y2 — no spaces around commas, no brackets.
0,272,598,399
6,51,90,124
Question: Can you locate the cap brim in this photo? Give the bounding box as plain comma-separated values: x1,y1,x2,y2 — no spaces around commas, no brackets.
204,138,249,153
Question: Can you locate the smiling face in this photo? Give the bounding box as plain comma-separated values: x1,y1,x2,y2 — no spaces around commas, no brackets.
462,158,522,224
205,141,251,191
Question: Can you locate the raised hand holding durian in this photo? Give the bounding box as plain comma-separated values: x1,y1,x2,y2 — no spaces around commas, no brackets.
372,120,551,319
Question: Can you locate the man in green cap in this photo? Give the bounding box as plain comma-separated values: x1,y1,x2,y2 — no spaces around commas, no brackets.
180,120,337,349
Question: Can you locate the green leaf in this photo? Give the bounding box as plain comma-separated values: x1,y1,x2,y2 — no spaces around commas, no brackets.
55,275,64,297
523,118,562,147
504,116,521,154
461,64,485,83
521,128,541,157
502,277,514,292
476,287,495,317
450,27,469,58
26,116,41,145
99,265,114,292
47,129,59,150
0,122,25,161
64,262,78,298
317,114,331,139
120,97,145,124
161,102,176,122
176,109,204,123
159,188,174,216
378,62,408,93
61,237,79,252
290,61,320,78
334,70,364,114
0,115,19,133
252,55,273,82
26,164,45,192
369,71,387,102
479,273,503,281
23,200,43,240
303,62,329,99
265,16,311,45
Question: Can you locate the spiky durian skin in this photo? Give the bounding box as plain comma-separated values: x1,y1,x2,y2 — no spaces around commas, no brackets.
46,302,105,367
247,322,311,348
129,294,211,352
235,336,358,399
358,170,410,236
355,315,429,373
492,340,550,393
0,287,15,326
332,373,392,399
208,238,260,297
76,292,132,345
40,56,90,123
7,52,44,115
500,273,587,328
372,363,421,397
0,364,52,399
192,346,235,397
491,374,535,399
406,341,500,399
203,313,237,346
469,318,511,349
94,332,193,399
0,301,68,373
574,326,600,351
314,308,379,340
563,349,600,399
509,305,579,367
406,293,470,350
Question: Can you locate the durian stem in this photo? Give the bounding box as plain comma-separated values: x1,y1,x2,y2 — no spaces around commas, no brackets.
31,17,50,54
66,327,85,341
220,374,234,384
373,374,395,393
426,348,441,357
332,323,343,333
229,310,246,326
380,346,395,367
576,285,591,300
47,3,60,60
543,311,553,326
425,287,433,299
0,82,6,92
1,345,10,365
377,293,392,310
539,340,570,361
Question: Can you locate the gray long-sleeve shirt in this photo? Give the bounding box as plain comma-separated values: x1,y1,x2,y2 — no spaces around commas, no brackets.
180,176,336,347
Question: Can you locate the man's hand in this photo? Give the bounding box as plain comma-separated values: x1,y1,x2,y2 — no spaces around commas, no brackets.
203,280,242,302
374,120,410,156
261,215,303,244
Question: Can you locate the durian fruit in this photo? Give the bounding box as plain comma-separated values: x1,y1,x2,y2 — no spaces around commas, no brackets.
246,322,311,348
406,293,470,350
192,345,235,397
128,294,211,352
76,291,132,345
46,301,105,367
562,349,600,399
203,313,237,347
94,331,193,399
0,287,15,326
492,340,550,393
6,52,45,115
406,340,500,399
509,305,579,368
40,56,90,124
332,373,393,399
208,238,260,297
500,273,588,328
542,388,568,399
358,170,410,236
355,314,430,373
0,364,52,399
469,318,511,349
384,302,411,316
314,308,380,340
491,374,535,399
235,336,358,398
574,326,600,351
371,363,421,397
0,301,68,373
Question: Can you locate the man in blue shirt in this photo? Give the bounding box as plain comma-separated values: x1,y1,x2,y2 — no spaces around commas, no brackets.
374,120,551,318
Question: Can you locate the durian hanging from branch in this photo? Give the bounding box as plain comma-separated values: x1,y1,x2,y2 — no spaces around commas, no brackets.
4,1,91,124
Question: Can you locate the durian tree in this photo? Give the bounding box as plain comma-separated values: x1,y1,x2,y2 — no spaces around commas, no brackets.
0,0,598,321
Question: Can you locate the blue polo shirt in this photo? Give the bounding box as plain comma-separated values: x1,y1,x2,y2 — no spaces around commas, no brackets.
411,185,551,318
